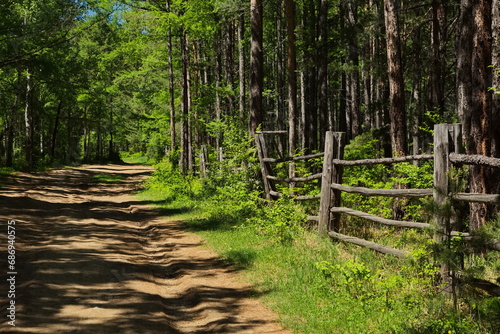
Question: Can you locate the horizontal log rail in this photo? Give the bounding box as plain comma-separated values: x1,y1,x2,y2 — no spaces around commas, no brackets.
447,232,500,252
331,154,434,167
328,231,409,258
256,126,500,281
331,207,431,229
296,194,321,201
255,130,288,134
452,193,500,204
269,190,281,198
263,152,325,163
331,183,433,198
449,153,500,168
267,191,320,202
267,173,322,183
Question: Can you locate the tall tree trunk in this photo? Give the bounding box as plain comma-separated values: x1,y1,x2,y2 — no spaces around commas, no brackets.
215,34,223,161
383,0,407,157
285,0,298,186
469,0,493,230
429,0,447,114
108,106,114,160
83,106,90,161
66,107,72,163
6,70,21,167
492,0,500,214
276,0,285,156
491,0,500,157
249,0,264,137
167,0,176,154
180,30,190,173
50,101,63,162
456,0,473,152
300,71,306,149
238,13,246,130
24,68,34,170
346,0,361,138
384,0,407,220
362,42,372,132
318,0,329,141
302,0,317,151
168,28,176,153
225,21,236,116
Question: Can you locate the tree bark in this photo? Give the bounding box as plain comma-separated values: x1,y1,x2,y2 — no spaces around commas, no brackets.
456,0,474,151
249,0,264,137
168,28,176,153
285,0,298,186
166,0,176,154
50,101,63,162
429,0,447,113
276,0,286,156
383,0,407,157
24,68,34,170
318,0,329,141
238,13,246,129
469,0,493,230
180,30,191,173
346,0,361,138
491,0,500,157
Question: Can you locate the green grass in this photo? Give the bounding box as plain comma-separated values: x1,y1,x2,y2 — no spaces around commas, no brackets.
135,162,500,334
184,222,428,333
91,174,126,184
120,152,155,165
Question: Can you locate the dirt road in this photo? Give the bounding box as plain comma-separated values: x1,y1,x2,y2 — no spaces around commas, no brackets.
0,165,290,333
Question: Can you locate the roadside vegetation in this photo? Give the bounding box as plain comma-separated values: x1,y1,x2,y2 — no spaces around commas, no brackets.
133,134,500,334
90,174,126,184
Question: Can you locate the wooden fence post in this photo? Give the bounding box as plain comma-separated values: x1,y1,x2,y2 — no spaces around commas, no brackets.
433,123,462,286
255,133,277,201
319,131,345,237
331,132,346,231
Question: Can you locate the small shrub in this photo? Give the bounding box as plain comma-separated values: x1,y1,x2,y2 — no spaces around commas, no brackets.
247,196,307,244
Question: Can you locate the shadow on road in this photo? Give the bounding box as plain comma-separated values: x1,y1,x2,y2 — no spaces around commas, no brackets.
0,165,281,334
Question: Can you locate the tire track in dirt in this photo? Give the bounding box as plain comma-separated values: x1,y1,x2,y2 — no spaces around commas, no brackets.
0,165,291,334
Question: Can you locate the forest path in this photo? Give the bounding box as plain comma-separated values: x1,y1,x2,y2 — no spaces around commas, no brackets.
0,164,290,334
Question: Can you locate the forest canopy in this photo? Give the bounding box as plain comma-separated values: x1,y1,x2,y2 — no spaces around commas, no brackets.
0,0,498,204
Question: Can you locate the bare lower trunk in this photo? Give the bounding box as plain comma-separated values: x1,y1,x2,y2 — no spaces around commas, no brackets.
383,0,406,157
469,0,493,230
25,69,34,170
249,0,264,137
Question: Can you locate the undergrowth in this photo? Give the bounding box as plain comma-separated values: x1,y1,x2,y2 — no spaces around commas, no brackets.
134,131,499,333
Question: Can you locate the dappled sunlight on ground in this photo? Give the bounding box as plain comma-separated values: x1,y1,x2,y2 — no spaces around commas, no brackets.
0,164,290,333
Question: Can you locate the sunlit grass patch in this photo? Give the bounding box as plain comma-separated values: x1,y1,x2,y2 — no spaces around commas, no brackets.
135,160,500,333
120,152,154,165
91,174,126,183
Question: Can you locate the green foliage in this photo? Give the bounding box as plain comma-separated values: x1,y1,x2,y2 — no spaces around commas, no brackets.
120,152,154,165
341,131,434,224
420,108,459,138
247,197,307,244
145,161,204,204
91,174,126,183
139,154,499,333
202,181,261,227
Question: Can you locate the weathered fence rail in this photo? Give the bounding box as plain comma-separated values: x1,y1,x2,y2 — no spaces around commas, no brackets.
256,124,500,259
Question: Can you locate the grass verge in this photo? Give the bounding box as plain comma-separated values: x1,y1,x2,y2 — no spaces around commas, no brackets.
136,160,500,334
91,174,126,183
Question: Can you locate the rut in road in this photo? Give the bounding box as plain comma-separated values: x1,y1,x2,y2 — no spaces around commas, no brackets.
0,165,290,334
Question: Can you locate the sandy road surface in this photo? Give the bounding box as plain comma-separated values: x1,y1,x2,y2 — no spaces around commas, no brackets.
0,165,291,334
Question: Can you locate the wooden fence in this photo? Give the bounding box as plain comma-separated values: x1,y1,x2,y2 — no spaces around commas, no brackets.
256,124,500,260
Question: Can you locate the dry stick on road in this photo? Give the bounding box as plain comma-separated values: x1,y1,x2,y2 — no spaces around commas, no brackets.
0,165,290,334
